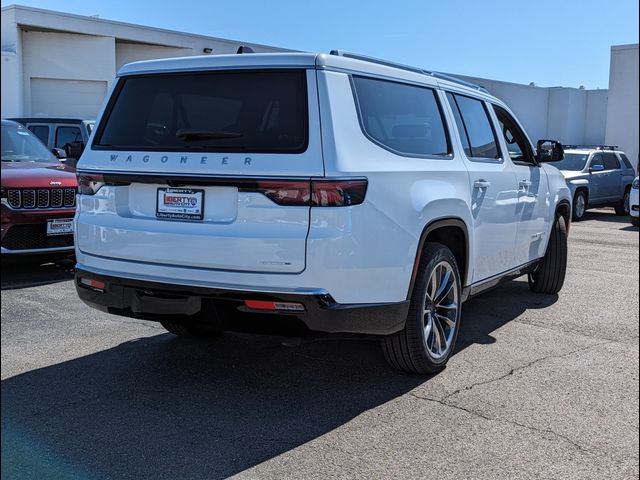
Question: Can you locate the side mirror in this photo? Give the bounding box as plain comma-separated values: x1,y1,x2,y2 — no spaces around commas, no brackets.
536,139,564,163
52,148,67,162
589,164,605,173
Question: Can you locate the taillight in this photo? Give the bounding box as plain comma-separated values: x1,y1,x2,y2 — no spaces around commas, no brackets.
254,179,368,207
77,173,105,195
255,180,310,206
312,179,367,207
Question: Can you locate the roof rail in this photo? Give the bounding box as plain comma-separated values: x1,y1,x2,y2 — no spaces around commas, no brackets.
564,144,618,150
329,50,487,92
424,71,488,93
329,50,424,74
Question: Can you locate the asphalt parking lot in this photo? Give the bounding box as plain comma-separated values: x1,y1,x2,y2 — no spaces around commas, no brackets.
1,209,638,480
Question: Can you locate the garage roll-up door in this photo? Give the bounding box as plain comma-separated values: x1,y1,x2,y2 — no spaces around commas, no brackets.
30,78,108,118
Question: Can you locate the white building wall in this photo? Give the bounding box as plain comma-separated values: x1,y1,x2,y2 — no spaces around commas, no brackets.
0,4,287,118
468,78,550,143
605,44,639,170
1,52,21,117
584,90,607,145
1,7,23,116
115,43,191,70
460,74,608,146
21,31,115,117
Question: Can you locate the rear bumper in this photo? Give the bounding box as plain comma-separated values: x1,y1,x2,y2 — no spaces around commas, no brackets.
75,268,408,336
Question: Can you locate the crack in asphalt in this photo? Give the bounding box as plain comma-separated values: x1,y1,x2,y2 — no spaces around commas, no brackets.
513,318,639,344
408,392,592,454
440,340,613,403
407,341,616,455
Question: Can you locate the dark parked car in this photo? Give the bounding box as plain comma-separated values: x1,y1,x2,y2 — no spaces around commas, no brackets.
1,119,77,257
9,117,94,167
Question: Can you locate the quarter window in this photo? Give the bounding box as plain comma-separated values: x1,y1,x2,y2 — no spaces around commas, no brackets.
352,76,450,157
447,94,500,160
618,153,633,169
602,152,620,170
446,93,471,157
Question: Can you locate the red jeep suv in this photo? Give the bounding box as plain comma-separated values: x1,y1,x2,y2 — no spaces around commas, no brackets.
1,119,77,256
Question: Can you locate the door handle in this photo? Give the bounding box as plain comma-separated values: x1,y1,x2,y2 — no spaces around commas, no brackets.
474,180,491,190
519,179,532,191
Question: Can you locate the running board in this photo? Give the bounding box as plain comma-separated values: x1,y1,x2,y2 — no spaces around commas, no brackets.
461,260,540,302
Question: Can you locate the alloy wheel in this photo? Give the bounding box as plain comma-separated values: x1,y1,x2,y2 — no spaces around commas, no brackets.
575,194,586,218
423,261,459,359
624,192,630,215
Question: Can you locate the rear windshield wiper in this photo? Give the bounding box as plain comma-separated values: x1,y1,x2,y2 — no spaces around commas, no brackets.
175,130,243,142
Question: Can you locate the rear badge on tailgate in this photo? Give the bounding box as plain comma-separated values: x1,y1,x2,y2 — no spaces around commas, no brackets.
156,187,205,220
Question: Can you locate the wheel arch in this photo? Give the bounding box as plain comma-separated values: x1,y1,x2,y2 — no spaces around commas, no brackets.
407,218,470,301
569,180,590,201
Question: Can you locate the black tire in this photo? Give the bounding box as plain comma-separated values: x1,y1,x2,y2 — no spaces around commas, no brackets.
160,321,221,338
572,190,587,221
614,188,631,216
381,243,462,374
631,216,639,227
528,215,567,294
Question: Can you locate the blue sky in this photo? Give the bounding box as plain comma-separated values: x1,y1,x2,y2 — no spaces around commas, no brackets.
2,0,638,88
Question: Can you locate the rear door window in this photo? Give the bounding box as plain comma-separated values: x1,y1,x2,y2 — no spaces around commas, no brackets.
94,70,308,153
55,126,82,148
448,94,500,160
27,125,49,146
590,153,604,169
352,76,450,157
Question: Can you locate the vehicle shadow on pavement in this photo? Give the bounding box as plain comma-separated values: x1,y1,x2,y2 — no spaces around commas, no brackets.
1,280,556,480
0,258,75,291
582,209,631,225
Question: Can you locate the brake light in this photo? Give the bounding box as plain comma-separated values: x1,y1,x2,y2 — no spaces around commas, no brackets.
255,180,310,206
254,179,367,207
77,173,105,195
312,179,367,207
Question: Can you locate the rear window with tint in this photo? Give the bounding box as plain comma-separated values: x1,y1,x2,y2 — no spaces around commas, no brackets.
352,76,450,157
94,70,308,153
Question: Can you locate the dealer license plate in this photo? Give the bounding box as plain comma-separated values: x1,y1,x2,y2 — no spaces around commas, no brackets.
47,218,74,236
156,188,204,220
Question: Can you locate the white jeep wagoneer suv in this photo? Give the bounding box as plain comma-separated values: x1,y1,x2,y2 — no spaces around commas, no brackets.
74,51,571,373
